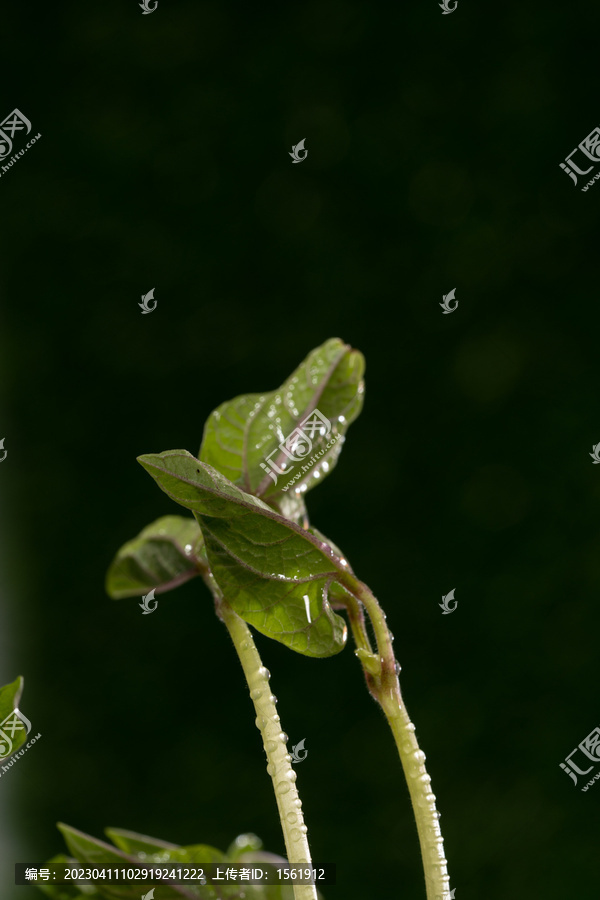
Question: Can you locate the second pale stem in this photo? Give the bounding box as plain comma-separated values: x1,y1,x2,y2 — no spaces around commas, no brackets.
345,577,450,900
218,600,318,900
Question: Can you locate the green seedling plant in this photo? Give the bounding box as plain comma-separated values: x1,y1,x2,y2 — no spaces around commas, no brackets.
28,338,449,900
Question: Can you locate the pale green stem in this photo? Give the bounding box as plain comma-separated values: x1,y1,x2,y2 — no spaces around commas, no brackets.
342,576,451,900
217,599,318,900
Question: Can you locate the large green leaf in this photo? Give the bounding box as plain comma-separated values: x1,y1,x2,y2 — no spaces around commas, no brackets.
0,676,31,760
199,338,364,505
40,828,306,900
107,829,228,866
106,516,206,600
137,451,349,657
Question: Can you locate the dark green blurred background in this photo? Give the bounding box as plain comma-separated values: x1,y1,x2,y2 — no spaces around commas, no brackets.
1,1,600,898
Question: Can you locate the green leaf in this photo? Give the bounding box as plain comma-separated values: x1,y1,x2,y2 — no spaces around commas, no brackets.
37,885,100,898
199,338,364,505
0,676,31,760
170,845,228,865
106,516,206,600
37,885,99,899
267,491,308,529
34,882,99,900
104,827,179,855
56,824,202,899
108,829,228,866
306,525,351,570
137,451,349,657
0,676,24,725
37,856,101,898
202,521,347,657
